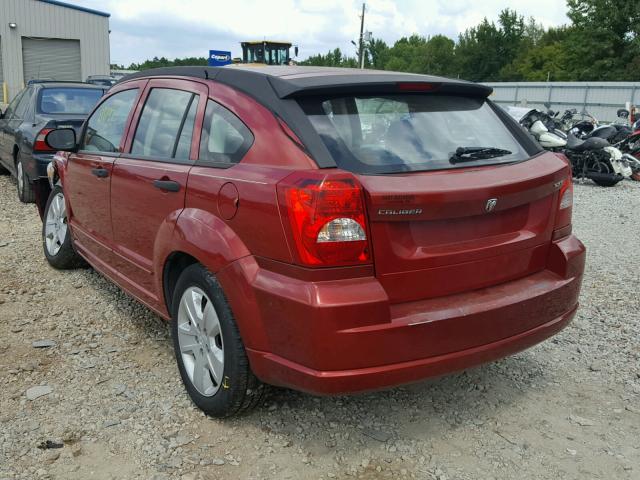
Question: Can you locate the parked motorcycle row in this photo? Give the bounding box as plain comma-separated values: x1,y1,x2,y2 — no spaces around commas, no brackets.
507,105,640,187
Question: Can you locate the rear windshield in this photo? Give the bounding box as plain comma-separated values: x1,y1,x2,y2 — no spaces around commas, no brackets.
299,94,529,174
38,88,104,115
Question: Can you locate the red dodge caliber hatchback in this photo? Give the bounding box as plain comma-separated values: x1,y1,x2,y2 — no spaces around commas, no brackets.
40,66,585,417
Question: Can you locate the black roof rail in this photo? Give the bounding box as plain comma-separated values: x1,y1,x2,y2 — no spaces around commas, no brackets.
27,79,94,86
116,66,492,99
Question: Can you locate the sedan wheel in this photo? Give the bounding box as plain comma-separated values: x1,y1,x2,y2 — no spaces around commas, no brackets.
177,287,225,397
16,157,35,203
17,161,25,196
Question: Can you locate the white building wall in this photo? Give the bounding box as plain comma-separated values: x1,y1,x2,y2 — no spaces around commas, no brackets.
0,0,110,101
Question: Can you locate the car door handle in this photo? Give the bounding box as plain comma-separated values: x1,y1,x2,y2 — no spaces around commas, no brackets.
91,168,109,178
153,180,181,192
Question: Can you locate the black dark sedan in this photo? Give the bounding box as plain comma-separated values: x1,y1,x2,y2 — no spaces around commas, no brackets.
0,81,106,202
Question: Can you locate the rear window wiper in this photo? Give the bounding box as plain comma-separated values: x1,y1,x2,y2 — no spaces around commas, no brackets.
449,147,512,164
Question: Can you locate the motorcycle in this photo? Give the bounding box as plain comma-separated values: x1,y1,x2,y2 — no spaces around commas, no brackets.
617,118,640,180
564,133,627,187
506,106,628,187
570,108,632,144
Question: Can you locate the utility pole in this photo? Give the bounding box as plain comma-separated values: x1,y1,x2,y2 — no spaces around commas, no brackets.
358,3,365,69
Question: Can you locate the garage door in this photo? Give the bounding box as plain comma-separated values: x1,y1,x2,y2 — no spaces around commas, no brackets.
22,38,81,82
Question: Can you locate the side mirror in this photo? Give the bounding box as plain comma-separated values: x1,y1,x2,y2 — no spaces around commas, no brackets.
45,128,77,151
0,110,4,119
543,101,551,109
294,46,299,57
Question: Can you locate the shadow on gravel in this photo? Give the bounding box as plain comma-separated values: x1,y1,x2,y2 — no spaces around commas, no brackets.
233,353,549,451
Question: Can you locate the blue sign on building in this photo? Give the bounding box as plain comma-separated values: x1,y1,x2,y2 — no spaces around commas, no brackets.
208,50,232,67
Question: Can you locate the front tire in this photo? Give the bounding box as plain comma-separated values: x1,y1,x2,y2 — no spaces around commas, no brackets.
16,155,35,203
171,264,265,417
42,185,84,269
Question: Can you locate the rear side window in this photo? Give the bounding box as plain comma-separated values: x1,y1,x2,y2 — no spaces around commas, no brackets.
198,100,253,167
299,94,529,174
38,88,103,115
131,88,198,160
3,90,25,120
14,87,35,119
81,89,138,153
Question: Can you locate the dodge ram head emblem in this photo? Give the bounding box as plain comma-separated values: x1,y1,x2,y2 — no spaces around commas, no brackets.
485,198,497,212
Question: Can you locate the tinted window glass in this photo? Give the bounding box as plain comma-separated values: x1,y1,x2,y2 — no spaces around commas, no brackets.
299,94,529,174
14,88,35,119
81,89,138,153
132,88,195,159
174,99,198,160
3,90,25,119
198,100,253,166
39,88,104,115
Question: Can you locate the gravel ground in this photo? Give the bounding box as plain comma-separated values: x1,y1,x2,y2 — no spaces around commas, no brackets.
0,174,639,480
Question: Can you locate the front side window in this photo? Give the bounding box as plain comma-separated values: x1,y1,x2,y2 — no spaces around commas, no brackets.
81,89,138,153
300,94,529,174
198,100,253,167
39,88,104,115
131,88,198,160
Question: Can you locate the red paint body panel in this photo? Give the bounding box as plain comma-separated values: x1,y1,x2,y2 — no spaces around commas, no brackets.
53,73,586,396
64,151,116,263
110,157,190,302
248,306,577,395
244,235,584,393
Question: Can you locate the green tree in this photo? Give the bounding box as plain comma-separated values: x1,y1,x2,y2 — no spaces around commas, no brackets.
565,0,640,80
366,38,390,70
384,35,429,73
299,48,358,67
455,19,503,81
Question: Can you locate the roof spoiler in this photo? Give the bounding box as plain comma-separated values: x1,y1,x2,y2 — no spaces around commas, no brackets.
268,75,493,99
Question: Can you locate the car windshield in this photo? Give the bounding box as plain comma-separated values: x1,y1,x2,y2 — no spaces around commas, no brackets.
39,88,104,115
299,94,529,174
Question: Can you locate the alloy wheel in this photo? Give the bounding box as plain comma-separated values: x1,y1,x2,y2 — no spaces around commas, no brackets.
177,287,225,396
44,193,68,256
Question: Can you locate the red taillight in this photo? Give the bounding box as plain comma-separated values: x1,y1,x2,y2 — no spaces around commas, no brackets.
278,171,371,267
34,128,55,152
553,176,573,240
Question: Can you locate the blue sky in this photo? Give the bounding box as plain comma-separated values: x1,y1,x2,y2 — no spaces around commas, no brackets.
63,0,570,66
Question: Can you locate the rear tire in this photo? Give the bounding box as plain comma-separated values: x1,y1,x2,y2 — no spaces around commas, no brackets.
171,264,266,417
593,176,623,187
42,185,84,269
16,155,35,203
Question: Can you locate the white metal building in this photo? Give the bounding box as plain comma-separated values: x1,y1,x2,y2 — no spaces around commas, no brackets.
0,0,110,102
486,81,640,123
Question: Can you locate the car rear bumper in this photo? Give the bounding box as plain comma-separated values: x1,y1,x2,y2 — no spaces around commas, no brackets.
247,305,577,395
231,235,585,395
24,153,54,181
